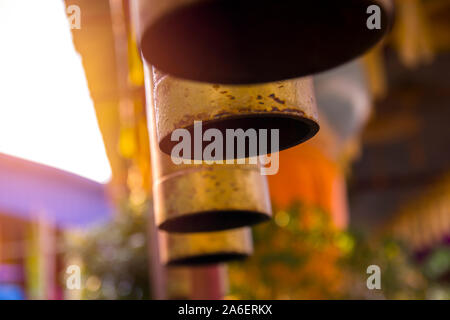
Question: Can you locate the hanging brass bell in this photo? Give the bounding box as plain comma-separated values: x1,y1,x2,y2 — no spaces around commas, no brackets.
146,65,272,233
152,69,319,159
132,0,394,84
151,160,272,232
159,228,253,266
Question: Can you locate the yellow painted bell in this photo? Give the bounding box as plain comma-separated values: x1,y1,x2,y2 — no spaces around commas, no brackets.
159,228,253,266
132,0,394,84
146,65,272,233
152,69,319,159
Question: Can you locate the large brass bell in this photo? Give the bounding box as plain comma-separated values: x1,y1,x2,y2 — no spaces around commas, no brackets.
151,161,272,232
146,65,272,232
152,69,319,159
132,0,394,84
159,228,253,266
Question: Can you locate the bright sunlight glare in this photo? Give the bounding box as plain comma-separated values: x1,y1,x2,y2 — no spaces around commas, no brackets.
0,0,112,183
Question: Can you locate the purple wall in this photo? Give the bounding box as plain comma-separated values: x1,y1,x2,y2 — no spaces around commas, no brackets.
0,153,113,229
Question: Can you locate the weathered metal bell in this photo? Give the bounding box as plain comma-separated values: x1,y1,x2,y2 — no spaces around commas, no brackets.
159,228,253,266
146,65,272,233
151,157,272,232
153,69,319,159
132,0,394,84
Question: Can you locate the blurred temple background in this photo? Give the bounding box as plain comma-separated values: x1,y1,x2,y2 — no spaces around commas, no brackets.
0,0,449,299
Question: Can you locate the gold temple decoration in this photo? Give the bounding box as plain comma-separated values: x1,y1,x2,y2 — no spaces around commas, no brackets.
385,173,450,251
363,44,388,100
159,228,253,266
132,0,394,84
152,69,319,159
392,0,434,68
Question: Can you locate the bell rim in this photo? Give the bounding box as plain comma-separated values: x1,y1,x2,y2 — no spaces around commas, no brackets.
165,252,250,266
158,209,271,233
159,112,320,159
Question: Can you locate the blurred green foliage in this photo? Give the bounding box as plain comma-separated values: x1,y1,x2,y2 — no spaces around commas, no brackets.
229,203,450,300
66,201,449,300
66,201,151,300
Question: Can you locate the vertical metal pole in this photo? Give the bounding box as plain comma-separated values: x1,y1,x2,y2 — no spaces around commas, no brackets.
191,265,227,300
110,0,166,299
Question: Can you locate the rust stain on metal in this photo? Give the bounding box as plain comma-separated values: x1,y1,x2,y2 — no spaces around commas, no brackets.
153,70,319,157
172,112,210,130
268,93,285,104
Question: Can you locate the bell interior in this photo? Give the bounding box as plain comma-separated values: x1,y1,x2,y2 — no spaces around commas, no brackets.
141,0,392,84
166,253,249,266
159,114,320,159
159,209,270,233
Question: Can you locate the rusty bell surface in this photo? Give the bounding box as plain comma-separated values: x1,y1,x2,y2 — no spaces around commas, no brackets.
151,156,272,232
152,69,319,159
159,228,253,266
146,66,272,233
132,0,394,84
